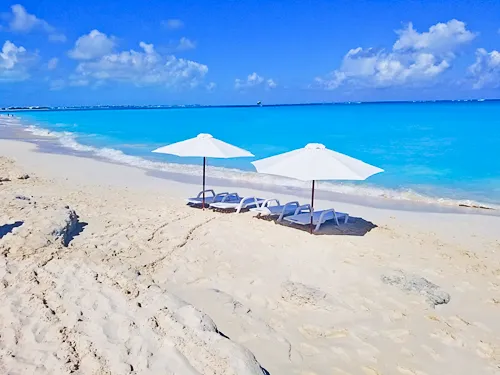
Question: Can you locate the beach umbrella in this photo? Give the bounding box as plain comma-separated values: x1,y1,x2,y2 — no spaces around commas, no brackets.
252,143,383,232
152,133,254,208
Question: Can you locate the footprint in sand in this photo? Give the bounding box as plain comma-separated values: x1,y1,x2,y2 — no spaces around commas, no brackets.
359,296,383,310
299,324,349,339
32,324,51,344
447,315,472,329
357,348,378,363
430,329,465,347
331,368,354,375
281,281,326,308
421,344,442,361
397,367,415,375
382,309,407,323
476,341,500,361
397,366,428,375
383,329,411,344
400,347,414,358
384,296,411,311
362,366,382,375
331,346,352,362
486,298,500,306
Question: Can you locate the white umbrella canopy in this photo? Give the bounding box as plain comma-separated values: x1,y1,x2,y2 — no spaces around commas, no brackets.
152,133,254,158
252,143,383,181
152,133,254,208
252,143,383,232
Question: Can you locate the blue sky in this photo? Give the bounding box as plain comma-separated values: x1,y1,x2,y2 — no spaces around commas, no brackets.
1,0,500,106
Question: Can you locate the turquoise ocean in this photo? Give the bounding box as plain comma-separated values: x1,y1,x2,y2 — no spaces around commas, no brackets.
11,101,500,209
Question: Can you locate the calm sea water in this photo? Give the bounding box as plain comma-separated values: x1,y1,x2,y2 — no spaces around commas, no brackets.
13,102,500,207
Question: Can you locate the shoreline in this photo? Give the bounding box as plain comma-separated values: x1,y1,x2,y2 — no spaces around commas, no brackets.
1,114,499,216
2,137,500,241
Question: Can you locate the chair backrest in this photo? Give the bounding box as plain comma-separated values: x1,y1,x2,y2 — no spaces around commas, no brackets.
213,192,229,203
221,192,241,203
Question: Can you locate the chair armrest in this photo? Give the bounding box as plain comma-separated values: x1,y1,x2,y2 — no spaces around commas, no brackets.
315,209,335,232
237,196,261,213
262,198,280,207
196,189,216,198
277,201,300,222
294,204,311,215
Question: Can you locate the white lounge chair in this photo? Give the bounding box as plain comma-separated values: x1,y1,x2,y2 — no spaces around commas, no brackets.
250,200,300,222
283,204,349,232
186,190,229,206
210,193,266,213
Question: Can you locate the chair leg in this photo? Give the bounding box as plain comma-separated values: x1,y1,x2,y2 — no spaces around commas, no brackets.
314,222,321,232
334,215,340,226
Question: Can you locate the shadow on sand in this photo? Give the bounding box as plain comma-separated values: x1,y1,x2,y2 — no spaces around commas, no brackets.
255,215,377,236
216,329,271,374
65,221,88,246
0,221,24,239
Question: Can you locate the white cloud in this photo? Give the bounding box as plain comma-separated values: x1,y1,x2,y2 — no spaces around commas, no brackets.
315,19,476,89
235,72,277,89
177,37,196,51
0,41,24,69
316,47,450,89
393,20,476,54
468,48,500,89
266,78,277,89
69,78,90,87
70,41,208,88
68,30,116,60
3,4,66,42
8,4,38,32
206,82,216,91
235,72,263,89
49,78,90,90
47,57,58,70
162,19,184,30
0,40,31,81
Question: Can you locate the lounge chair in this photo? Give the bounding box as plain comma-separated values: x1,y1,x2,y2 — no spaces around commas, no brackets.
209,193,266,213
283,204,349,232
250,200,300,221
186,190,229,206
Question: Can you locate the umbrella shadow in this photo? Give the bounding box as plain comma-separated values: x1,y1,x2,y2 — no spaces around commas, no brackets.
0,221,24,239
309,216,377,236
256,216,377,236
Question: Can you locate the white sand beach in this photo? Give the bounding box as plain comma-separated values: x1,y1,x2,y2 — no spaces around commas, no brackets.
1,138,500,375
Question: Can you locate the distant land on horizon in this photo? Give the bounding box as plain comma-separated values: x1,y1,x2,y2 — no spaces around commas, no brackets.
0,98,498,113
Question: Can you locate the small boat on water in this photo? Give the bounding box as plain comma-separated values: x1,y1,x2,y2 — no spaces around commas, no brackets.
257,101,262,107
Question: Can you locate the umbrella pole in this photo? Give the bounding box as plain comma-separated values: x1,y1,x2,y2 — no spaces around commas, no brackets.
310,180,315,234
202,157,206,209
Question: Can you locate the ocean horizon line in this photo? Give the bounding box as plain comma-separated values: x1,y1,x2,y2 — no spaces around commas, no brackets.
2,97,500,113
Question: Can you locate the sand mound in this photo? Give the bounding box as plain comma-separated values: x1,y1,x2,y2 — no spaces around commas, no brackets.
0,163,267,374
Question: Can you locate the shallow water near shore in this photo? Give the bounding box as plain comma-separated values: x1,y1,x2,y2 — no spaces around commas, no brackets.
2,101,500,210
